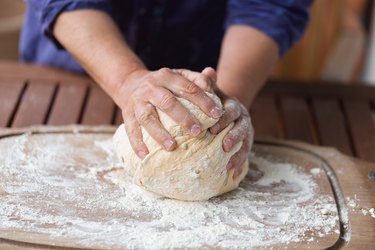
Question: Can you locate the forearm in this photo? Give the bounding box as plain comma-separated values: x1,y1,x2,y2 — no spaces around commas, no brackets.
217,25,279,109
53,9,145,106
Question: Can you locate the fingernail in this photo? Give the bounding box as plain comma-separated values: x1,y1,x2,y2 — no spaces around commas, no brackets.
210,123,220,134
164,139,175,150
210,107,222,118
138,151,147,159
191,124,201,136
224,138,233,151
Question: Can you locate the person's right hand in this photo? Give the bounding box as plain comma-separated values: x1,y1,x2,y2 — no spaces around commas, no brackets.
115,67,223,159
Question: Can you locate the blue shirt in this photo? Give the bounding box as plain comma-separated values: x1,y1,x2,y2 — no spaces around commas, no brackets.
21,0,313,74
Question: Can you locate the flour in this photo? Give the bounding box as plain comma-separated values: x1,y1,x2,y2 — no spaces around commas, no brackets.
345,194,374,219
370,208,375,218
310,168,321,176
359,207,375,219
0,133,340,249
346,195,359,208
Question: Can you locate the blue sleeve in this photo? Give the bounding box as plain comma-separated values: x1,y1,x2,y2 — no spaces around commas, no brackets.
25,0,112,48
225,0,313,55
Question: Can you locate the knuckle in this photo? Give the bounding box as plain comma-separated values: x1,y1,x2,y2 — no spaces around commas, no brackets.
136,110,154,126
226,100,241,116
235,106,242,117
159,94,177,111
224,99,236,109
183,81,200,95
157,67,171,77
231,152,241,164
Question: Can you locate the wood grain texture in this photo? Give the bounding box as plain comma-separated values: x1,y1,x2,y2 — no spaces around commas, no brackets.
0,61,88,83
343,99,375,162
81,86,115,125
263,81,375,99
250,94,281,138
0,79,24,127
47,83,88,125
11,81,56,128
312,97,353,155
280,96,316,143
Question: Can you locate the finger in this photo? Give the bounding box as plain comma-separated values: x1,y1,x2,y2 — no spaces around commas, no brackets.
156,68,222,119
174,68,214,92
149,87,202,136
134,102,177,151
201,67,217,84
227,139,250,178
222,113,252,152
210,98,241,134
122,109,149,159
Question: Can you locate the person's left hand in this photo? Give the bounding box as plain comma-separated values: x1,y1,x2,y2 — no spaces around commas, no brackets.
209,92,253,178
175,67,254,178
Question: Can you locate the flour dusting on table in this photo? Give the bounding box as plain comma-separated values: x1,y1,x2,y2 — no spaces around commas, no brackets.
0,133,340,249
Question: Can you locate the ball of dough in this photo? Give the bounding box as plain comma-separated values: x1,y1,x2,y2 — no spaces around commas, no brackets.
113,92,248,201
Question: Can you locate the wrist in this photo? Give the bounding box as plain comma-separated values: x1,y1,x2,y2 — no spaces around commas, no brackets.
111,65,149,108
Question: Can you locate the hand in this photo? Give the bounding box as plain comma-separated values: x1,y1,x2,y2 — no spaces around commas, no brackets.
115,67,223,159
205,70,254,178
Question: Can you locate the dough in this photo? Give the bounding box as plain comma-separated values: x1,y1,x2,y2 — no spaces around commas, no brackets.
113,92,249,201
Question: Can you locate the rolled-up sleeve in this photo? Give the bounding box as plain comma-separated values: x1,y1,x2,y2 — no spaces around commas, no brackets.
225,0,313,55
25,0,112,48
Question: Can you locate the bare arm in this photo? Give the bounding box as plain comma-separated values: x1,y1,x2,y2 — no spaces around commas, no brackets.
210,25,279,177
217,25,279,108
53,10,145,103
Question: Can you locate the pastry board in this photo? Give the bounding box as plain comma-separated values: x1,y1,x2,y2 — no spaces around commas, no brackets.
0,126,374,249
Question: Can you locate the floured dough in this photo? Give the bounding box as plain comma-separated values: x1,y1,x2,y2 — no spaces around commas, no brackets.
113,92,248,201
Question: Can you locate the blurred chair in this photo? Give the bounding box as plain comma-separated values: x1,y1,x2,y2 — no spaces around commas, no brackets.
0,0,25,61
273,0,369,83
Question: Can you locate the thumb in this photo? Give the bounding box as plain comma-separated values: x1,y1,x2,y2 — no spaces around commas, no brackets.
201,67,217,84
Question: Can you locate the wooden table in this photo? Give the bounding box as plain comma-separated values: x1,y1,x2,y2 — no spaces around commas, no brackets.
1,61,375,163
0,62,374,249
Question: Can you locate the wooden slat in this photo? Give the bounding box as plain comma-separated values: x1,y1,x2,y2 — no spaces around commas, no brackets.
263,81,375,99
250,94,281,138
343,99,375,162
0,61,89,83
312,97,353,155
280,96,316,143
11,81,56,128
0,80,24,127
47,83,87,125
81,86,115,125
